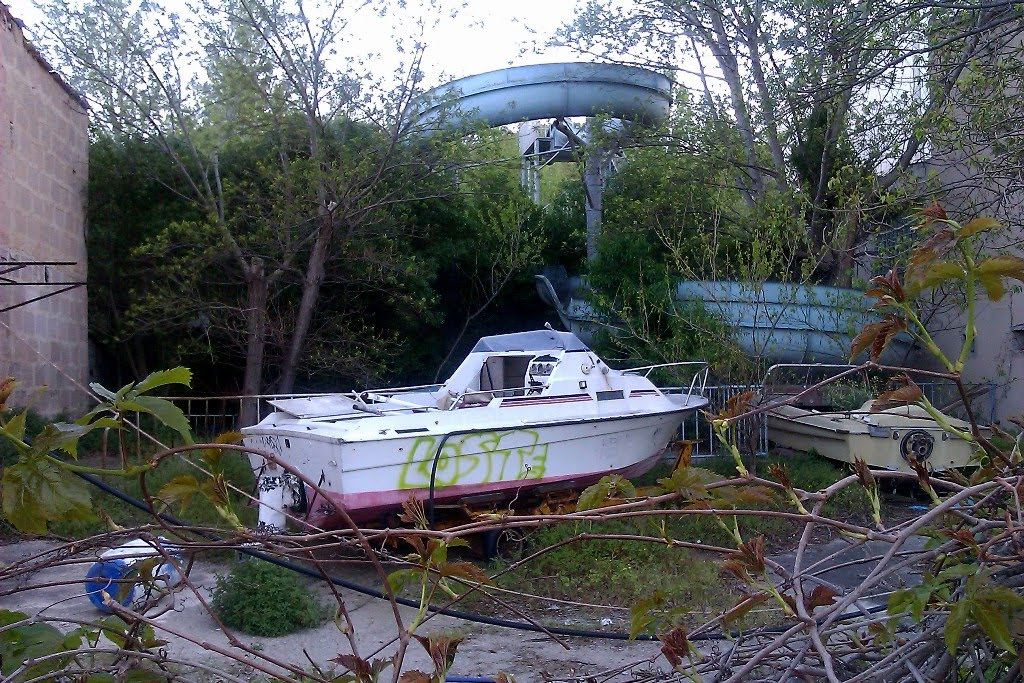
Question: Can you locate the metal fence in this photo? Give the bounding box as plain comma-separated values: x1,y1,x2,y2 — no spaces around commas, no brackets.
159,379,997,456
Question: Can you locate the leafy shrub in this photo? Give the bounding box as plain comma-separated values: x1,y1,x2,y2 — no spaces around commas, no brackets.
211,560,325,636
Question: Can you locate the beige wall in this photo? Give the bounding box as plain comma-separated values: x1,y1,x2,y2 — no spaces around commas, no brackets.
0,3,89,416
914,149,1024,425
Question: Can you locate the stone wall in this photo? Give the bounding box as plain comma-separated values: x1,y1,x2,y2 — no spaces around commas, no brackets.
0,3,89,416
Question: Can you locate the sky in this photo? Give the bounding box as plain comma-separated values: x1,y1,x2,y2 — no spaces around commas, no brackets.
5,0,585,90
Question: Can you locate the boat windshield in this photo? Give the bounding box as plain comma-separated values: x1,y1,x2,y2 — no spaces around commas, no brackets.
471,330,589,353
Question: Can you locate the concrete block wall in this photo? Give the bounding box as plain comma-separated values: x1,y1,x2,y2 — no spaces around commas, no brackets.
0,3,90,417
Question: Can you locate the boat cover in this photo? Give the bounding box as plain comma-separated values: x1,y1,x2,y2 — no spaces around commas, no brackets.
471,330,590,353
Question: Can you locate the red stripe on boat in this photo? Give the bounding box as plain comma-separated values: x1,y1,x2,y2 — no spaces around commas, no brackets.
499,394,592,407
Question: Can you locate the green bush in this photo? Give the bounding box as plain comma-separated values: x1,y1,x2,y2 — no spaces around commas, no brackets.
211,560,326,636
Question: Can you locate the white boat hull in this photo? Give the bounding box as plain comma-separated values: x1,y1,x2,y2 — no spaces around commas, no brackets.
245,407,689,528
766,403,979,474
241,329,708,530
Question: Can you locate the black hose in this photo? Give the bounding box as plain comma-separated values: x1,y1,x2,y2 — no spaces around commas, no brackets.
73,470,882,643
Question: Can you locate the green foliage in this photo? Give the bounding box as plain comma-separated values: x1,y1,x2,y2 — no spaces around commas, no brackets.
0,609,166,681
0,610,80,680
494,518,729,618
822,380,875,411
211,560,326,637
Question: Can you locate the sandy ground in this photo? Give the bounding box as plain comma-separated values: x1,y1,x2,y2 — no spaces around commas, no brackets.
0,529,923,682
0,539,668,681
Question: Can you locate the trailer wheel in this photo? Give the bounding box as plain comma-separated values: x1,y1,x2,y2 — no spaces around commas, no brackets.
480,527,527,561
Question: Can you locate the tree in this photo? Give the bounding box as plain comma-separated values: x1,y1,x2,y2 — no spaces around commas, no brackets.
41,0,463,422
557,0,1024,285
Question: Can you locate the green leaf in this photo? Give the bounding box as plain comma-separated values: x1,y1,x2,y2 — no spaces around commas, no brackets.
386,568,419,594
134,367,192,394
201,431,243,472
656,466,717,500
1,457,94,534
576,474,639,511
628,591,666,638
98,616,128,648
958,216,1001,237
944,599,969,653
910,260,965,295
127,395,193,444
4,409,28,443
439,560,491,585
937,563,980,581
89,383,117,401
972,600,1016,652
32,422,99,458
0,610,28,627
156,474,200,511
976,255,1024,301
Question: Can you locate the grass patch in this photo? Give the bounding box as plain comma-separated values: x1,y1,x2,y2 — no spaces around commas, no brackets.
486,451,870,621
489,517,734,621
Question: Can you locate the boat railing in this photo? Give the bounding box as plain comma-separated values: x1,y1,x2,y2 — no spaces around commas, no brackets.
623,361,709,400
445,385,533,409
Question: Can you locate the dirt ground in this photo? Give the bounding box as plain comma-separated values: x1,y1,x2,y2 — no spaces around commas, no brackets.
0,519,924,682
0,539,670,681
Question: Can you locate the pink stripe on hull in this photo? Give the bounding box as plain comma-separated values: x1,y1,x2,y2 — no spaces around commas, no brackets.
301,449,666,529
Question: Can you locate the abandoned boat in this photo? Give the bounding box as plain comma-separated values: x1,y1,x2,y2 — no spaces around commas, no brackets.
241,330,708,530
762,364,981,474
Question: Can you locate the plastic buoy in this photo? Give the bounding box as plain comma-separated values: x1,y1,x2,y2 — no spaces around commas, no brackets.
83,539,180,612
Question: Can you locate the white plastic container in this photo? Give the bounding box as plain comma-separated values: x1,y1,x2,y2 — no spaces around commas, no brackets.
84,538,181,612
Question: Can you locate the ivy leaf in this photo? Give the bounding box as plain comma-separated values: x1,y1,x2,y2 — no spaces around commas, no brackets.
4,409,28,443
200,473,230,508
712,390,756,421
658,626,690,668
864,269,906,306
908,228,958,281
805,585,838,610
656,466,715,500
976,255,1024,301
919,198,948,221
89,382,118,401
850,314,906,361
98,616,129,648
0,377,16,411
134,367,192,394
629,592,666,638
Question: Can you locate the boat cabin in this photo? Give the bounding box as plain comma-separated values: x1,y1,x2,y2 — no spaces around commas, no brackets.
438,330,593,406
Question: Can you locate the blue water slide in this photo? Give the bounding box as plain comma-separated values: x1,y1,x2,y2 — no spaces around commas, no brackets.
535,275,913,365
414,62,672,129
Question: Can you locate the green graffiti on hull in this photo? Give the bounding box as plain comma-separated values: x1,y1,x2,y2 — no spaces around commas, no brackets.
396,429,549,489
